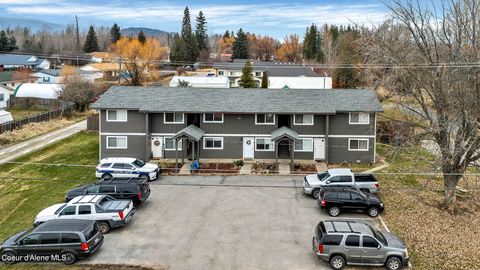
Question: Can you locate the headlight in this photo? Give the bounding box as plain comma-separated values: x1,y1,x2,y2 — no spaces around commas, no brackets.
380,203,384,207
405,248,409,257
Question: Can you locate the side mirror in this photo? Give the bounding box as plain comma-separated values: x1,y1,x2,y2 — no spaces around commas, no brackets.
377,245,381,249
326,180,331,184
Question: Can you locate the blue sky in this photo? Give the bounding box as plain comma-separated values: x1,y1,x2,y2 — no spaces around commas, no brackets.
0,0,389,38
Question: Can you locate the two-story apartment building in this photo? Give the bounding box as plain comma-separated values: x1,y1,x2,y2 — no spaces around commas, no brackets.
91,87,383,164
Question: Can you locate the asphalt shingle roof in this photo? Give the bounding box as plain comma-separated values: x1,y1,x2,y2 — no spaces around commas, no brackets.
91,86,383,114
213,60,319,77
34,69,62,76
172,124,206,141
0,54,46,66
271,126,300,141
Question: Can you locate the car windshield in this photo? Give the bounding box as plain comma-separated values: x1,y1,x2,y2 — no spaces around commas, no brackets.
132,159,146,168
15,228,34,243
317,172,330,181
370,226,388,246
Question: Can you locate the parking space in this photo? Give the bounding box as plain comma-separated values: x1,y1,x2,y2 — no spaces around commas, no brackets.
84,176,385,270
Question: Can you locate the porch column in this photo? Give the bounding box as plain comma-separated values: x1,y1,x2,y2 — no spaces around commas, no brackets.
325,115,330,165
181,139,185,164
175,138,179,173
290,139,294,172
275,140,279,171
192,140,196,160
197,141,200,162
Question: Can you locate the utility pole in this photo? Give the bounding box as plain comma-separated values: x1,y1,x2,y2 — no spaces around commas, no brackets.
75,15,80,67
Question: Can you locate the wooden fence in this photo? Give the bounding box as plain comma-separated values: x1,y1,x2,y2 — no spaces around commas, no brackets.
7,97,73,110
0,106,73,134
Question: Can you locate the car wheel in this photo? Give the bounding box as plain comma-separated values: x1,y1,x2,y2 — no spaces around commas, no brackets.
1,251,17,265
312,188,320,199
329,255,345,270
101,173,113,181
97,221,111,234
62,251,77,265
368,207,379,217
328,206,341,217
139,174,150,181
386,256,402,270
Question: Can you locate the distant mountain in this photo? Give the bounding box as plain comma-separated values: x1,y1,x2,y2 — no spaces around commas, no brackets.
120,27,173,39
0,16,65,32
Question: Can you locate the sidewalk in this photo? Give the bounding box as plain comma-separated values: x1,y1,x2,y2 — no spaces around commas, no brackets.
0,120,87,165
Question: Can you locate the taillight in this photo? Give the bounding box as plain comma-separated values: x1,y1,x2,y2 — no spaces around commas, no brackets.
375,183,379,189
81,242,89,251
118,211,124,219
321,199,326,206
137,191,142,200
318,243,324,253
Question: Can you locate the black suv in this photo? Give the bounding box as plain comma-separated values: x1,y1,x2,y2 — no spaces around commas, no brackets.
318,187,384,217
65,178,150,204
0,219,103,265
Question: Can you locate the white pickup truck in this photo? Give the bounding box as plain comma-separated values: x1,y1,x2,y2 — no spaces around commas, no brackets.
303,168,379,199
34,195,135,234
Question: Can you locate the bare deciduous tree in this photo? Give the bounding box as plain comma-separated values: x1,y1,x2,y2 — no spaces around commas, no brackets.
361,0,480,210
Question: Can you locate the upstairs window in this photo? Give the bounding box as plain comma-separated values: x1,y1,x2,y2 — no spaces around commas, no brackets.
218,71,224,75
255,72,262,76
0,93,4,101
349,112,370,124
106,110,127,122
107,136,128,149
255,114,275,125
204,113,224,123
164,113,184,124
294,114,314,125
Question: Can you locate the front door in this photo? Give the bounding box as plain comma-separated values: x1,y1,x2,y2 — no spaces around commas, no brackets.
361,236,385,264
243,137,254,160
314,138,325,160
151,137,163,158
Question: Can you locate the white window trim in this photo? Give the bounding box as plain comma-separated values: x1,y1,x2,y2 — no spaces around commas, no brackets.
164,113,185,124
293,114,314,126
203,113,224,123
106,136,128,149
106,110,127,122
349,112,370,125
164,137,183,151
203,137,224,150
254,138,274,152
294,138,314,152
255,114,276,125
348,138,369,152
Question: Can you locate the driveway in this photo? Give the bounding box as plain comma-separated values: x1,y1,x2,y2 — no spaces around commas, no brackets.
85,176,385,270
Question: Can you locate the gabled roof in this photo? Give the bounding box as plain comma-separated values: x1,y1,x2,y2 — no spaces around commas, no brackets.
81,63,119,72
32,69,62,77
0,71,13,82
213,59,320,77
0,53,47,66
172,124,205,142
271,126,300,141
91,87,383,114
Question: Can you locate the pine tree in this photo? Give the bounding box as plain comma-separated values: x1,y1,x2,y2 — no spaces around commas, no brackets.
181,6,199,63
239,60,256,88
170,33,186,62
84,26,99,53
261,72,268,88
137,30,146,44
110,23,121,44
195,11,208,51
223,30,230,39
303,24,318,60
7,35,17,51
0,31,9,52
232,28,249,59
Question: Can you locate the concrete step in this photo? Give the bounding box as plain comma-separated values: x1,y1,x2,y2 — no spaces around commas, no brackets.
278,164,291,175
316,162,327,172
179,162,192,175
239,163,253,175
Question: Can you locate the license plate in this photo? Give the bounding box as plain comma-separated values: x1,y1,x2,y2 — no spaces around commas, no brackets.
94,237,100,244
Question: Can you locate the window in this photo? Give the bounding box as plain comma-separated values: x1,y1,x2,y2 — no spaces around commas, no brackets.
106,110,127,122
295,138,313,152
255,114,275,125
106,136,127,149
294,114,314,125
112,163,125,169
164,137,183,150
255,72,262,76
218,71,224,75
40,233,59,244
99,186,115,193
348,139,369,151
0,93,4,101
59,206,76,216
349,112,370,124
321,235,343,246
61,233,81,244
22,234,41,245
164,113,184,124
351,193,365,201
337,192,350,200
363,236,379,248
204,113,223,123
329,176,352,183
100,163,112,168
43,77,50,83
255,138,274,151
78,205,92,215
345,235,360,247
86,186,100,194
203,137,223,150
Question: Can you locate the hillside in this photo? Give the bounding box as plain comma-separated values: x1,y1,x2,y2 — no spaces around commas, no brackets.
120,27,173,38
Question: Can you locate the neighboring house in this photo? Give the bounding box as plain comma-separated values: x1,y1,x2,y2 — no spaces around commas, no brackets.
213,59,323,88
31,69,65,84
0,110,13,124
169,76,230,88
80,63,121,81
13,83,63,99
92,87,383,164
0,84,13,108
88,52,116,63
268,77,332,89
0,71,35,89
0,54,50,71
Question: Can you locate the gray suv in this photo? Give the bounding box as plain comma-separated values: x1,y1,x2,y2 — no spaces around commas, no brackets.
312,220,409,270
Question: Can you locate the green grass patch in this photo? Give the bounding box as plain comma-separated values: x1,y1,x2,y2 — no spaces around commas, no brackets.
6,108,48,121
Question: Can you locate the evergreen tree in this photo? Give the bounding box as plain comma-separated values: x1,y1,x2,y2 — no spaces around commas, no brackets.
195,11,208,51
84,26,99,53
7,35,17,51
303,24,318,60
137,30,146,44
0,31,9,52
170,33,187,62
0,30,17,52
232,28,249,59
261,72,268,88
239,60,256,88
110,23,121,44
223,30,230,39
181,6,198,62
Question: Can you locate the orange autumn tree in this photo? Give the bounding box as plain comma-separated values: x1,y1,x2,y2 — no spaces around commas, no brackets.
114,37,168,86
276,34,303,62
217,35,235,55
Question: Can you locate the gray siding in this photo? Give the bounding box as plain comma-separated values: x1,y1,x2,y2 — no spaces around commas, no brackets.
291,115,326,135
328,137,375,163
100,135,146,159
201,114,277,134
329,113,375,136
100,110,146,133
150,113,186,133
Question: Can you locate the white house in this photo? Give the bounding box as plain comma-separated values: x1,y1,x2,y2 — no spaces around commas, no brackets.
0,85,13,108
169,76,230,88
0,110,13,124
268,76,333,89
31,69,64,84
0,54,50,70
13,83,63,99
80,63,120,81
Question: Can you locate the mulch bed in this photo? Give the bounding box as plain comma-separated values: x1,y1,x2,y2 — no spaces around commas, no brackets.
197,163,240,175
251,163,278,175
292,163,317,174
158,162,183,175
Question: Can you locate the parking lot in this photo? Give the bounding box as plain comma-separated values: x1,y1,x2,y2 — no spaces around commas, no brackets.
85,176,385,270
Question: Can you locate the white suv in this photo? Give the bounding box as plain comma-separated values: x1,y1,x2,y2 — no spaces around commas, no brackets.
95,157,160,181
